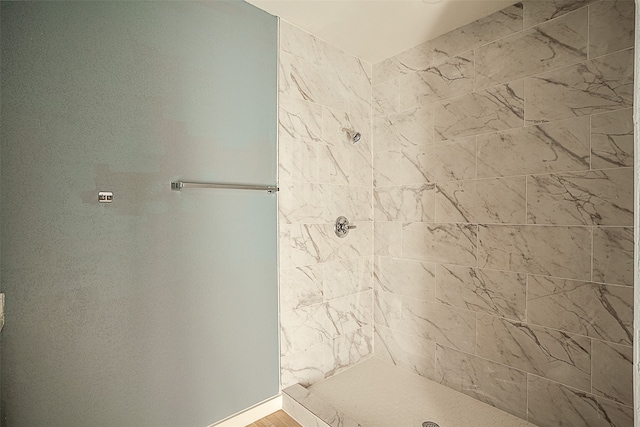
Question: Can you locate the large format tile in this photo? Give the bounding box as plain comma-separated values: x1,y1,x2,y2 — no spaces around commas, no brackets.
589,0,635,59
402,222,477,266
431,3,523,61
435,345,527,419
436,265,526,320
375,324,436,379
434,81,524,140
400,51,474,109
524,0,598,28
279,136,319,182
436,176,526,224
280,265,323,312
477,315,591,391
281,342,331,388
279,94,323,142
591,108,634,169
475,8,587,90
527,275,633,345
592,340,633,406
323,257,373,300
593,227,634,287
401,298,476,353
525,49,634,123
526,168,634,226
374,105,434,153
374,137,476,186
477,116,590,178
527,375,600,427
597,398,634,427
375,256,436,301
325,326,373,378
373,41,433,86
280,51,348,111
374,289,402,330
374,184,436,222
478,225,591,280
374,222,402,257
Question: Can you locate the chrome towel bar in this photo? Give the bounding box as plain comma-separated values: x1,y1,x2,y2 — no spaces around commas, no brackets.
171,181,278,193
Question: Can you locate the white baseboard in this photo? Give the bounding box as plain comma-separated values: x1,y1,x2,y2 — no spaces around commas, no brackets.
209,395,283,427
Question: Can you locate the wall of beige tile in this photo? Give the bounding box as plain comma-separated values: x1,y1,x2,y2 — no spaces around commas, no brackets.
372,1,635,426
278,22,374,389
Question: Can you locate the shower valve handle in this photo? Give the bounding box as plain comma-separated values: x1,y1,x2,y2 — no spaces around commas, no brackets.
334,216,356,238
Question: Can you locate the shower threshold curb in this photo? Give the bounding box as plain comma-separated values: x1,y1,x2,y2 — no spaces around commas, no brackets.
283,384,362,427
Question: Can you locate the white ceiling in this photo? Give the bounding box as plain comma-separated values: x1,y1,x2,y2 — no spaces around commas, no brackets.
245,0,516,64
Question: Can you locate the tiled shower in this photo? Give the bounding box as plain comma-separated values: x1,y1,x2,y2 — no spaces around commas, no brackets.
278,0,635,425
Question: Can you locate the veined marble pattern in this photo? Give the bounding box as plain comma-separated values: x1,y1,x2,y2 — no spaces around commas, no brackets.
375,256,436,301
373,41,434,86
527,375,600,427
525,48,634,123
374,289,402,330
435,176,526,224
401,297,476,353
281,342,331,388
282,391,332,427
431,3,523,61
283,384,357,427
435,345,528,419
597,398,634,427
475,8,587,90
373,105,434,153
526,168,634,226
326,326,374,378
284,222,374,268
592,340,633,406
527,275,633,345
436,265,526,320
280,51,349,112
591,108,634,169
373,222,401,257
373,137,476,186
322,107,370,149
374,184,435,222
323,257,373,300
323,184,373,223
279,94,322,142
373,78,400,117
588,0,635,59
280,265,323,312
283,291,373,356
523,0,598,28
477,315,591,391
434,81,524,140
593,227,634,286
402,222,477,266
375,324,436,379
279,136,319,182
478,224,591,280
477,116,590,178
400,51,474,109
279,181,325,224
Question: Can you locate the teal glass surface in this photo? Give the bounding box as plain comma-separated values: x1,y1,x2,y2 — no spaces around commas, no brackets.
0,2,278,426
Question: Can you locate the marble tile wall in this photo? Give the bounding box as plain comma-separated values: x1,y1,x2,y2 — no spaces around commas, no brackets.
278,22,374,389
372,1,635,426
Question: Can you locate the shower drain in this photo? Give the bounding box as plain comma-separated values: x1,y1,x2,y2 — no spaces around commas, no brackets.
422,422,440,427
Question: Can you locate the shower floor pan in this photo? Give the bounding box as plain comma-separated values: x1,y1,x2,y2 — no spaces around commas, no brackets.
284,357,536,427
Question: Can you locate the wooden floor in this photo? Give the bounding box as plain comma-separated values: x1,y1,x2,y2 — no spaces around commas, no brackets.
245,410,302,427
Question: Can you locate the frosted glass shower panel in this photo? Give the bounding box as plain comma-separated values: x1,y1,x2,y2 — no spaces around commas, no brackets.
0,2,278,426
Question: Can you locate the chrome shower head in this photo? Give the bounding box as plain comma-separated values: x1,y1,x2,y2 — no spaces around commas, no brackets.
342,128,361,144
